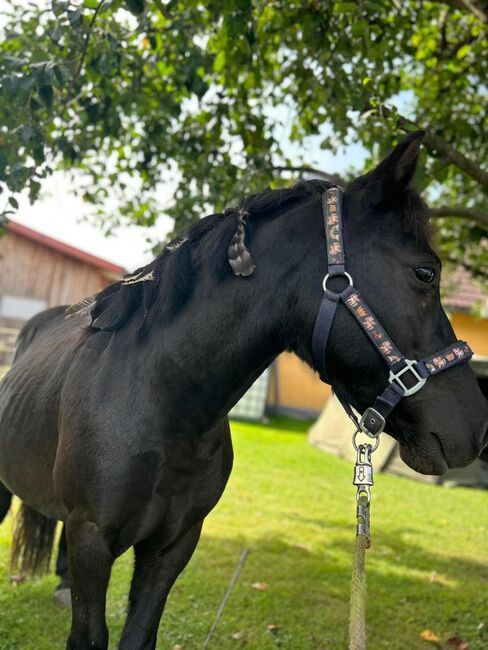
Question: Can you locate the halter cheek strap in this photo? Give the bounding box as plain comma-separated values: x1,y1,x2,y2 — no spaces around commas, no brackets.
312,187,473,438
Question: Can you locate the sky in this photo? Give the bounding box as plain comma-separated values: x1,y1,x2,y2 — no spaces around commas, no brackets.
12,174,175,271
1,1,368,271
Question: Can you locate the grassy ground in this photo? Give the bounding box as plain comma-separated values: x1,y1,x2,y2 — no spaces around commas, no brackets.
0,417,487,649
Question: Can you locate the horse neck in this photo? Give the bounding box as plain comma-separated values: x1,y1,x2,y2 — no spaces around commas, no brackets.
149,249,318,433
152,281,281,430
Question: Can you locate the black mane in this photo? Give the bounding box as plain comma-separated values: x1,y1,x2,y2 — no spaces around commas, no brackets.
79,178,430,333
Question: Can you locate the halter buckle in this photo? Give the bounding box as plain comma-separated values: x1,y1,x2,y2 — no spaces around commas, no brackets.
359,408,386,436
388,359,427,397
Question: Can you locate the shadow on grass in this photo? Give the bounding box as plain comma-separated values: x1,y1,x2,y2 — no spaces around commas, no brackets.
1,527,487,649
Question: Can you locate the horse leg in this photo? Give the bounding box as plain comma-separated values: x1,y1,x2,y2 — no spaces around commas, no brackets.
54,524,72,607
0,482,12,523
118,521,203,650
65,517,114,650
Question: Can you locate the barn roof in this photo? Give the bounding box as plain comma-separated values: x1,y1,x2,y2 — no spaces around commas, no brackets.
6,221,126,277
443,267,487,312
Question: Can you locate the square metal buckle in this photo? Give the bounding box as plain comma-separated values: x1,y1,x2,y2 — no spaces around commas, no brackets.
388,359,427,397
359,408,385,437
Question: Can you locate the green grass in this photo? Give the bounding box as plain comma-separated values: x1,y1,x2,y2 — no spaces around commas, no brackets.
1,418,487,649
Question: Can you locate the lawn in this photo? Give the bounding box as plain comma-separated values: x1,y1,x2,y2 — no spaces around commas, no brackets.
0,418,487,650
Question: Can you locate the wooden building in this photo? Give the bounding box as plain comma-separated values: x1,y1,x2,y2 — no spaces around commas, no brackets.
0,221,124,362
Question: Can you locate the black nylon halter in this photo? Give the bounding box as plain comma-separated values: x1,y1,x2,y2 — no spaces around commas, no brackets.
312,187,473,437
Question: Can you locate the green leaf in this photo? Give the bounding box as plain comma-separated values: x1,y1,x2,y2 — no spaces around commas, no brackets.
18,125,34,144
50,23,63,43
1,75,21,99
84,0,100,8
32,142,45,165
29,179,41,203
456,44,471,60
3,56,28,68
67,9,83,28
52,1,68,17
125,0,145,15
53,65,67,87
213,50,226,72
333,2,357,12
39,84,54,109
19,75,35,94
8,196,19,209
31,61,55,86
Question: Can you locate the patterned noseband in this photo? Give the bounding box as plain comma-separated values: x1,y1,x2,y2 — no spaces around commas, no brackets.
311,187,473,438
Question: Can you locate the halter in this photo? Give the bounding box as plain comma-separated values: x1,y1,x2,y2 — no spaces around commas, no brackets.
312,187,473,438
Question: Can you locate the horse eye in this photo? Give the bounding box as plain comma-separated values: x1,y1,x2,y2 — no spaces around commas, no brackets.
415,267,435,283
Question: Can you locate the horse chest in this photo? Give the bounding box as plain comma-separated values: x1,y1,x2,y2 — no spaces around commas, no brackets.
111,430,233,552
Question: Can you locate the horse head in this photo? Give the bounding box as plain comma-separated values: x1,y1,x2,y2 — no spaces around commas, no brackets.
313,132,488,474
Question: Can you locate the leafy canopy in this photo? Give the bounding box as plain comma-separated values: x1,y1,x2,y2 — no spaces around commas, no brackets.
0,0,487,279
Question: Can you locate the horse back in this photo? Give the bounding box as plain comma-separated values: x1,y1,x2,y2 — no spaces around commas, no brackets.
13,305,68,362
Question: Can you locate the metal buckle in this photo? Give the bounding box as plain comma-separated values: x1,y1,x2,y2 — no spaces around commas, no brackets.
359,408,385,437
388,359,427,397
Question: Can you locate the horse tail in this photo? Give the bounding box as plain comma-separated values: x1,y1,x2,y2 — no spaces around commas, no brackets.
11,503,57,575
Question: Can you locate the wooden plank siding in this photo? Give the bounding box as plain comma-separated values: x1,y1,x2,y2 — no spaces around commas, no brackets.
0,230,117,308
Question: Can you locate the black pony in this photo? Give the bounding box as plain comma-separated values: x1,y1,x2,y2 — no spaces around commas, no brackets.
0,132,487,649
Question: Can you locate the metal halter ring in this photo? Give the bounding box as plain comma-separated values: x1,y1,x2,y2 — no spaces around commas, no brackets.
352,429,380,452
322,271,353,293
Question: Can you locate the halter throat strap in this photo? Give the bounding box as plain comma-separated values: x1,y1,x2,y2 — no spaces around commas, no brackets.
311,187,473,437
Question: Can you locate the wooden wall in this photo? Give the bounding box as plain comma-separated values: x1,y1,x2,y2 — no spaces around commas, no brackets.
274,352,331,415
450,312,488,356
0,231,114,309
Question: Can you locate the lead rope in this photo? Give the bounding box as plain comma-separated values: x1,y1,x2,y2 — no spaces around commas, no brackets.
348,432,379,650
349,513,368,650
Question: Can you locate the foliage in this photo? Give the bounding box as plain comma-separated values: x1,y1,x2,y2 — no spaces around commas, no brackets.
1,418,487,648
0,1,487,278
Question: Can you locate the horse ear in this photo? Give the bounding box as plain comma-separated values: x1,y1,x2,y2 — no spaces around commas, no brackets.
368,130,425,202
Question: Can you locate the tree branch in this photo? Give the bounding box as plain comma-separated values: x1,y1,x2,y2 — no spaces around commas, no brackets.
275,162,488,230
429,205,488,228
431,0,488,22
438,32,476,60
273,165,347,186
76,0,108,78
423,131,488,190
378,106,488,190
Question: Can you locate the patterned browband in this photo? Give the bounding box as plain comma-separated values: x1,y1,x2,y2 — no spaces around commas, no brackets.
312,187,473,437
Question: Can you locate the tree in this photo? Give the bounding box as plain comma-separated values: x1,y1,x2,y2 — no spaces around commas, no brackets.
0,0,486,279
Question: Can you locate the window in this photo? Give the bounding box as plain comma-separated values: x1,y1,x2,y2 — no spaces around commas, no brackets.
0,295,47,321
